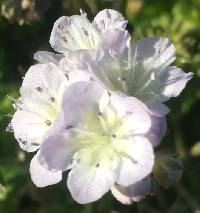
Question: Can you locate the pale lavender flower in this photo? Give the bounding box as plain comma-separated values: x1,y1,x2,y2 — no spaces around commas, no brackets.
77,33,192,146
10,62,68,152
9,61,93,187
8,8,191,204
49,9,127,53
81,34,193,105
32,81,154,204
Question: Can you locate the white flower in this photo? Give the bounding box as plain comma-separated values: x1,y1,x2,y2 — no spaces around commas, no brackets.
33,81,154,204
10,62,68,152
9,61,93,187
76,35,192,147
50,9,127,53
81,35,193,105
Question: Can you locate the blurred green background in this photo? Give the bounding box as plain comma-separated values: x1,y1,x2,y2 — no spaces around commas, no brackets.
0,0,200,212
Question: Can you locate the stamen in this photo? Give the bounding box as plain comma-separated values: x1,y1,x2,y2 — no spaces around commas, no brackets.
7,95,22,110
20,140,27,145
6,123,13,132
97,112,102,116
95,163,100,168
49,97,55,103
36,87,43,92
112,134,116,138
120,77,127,82
82,28,89,36
45,120,51,126
31,143,40,146
65,125,74,130
65,74,69,80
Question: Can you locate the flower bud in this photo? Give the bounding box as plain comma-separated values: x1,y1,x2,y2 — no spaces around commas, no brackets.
153,151,184,188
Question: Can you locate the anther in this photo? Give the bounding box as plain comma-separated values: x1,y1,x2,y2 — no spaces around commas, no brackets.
50,97,55,103
21,140,27,145
45,120,51,126
36,87,43,92
31,143,40,146
65,125,73,130
112,134,116,138
96,163,100,168
120,77,127,82
97,112,102,116
82,28,89,36
65,74,69,80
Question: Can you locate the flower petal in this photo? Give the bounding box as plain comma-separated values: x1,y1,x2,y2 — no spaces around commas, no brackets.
50,15,99,53
146,115,167,147
39,132,75,171
61,81,109,125
133,37,176,69
59,50,89,73
67,160,114,204
116,137,154,186
11,110,49,152
12,63,67,152
34,51,63,64
146,101,169,117
30,153,62,187
20,63,67,119
93,9,127,34
111,178,151,204
110,94,151,134
159,66,193,101
99,29,130,56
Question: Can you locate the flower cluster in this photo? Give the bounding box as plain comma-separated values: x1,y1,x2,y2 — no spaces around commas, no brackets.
8,9,192,204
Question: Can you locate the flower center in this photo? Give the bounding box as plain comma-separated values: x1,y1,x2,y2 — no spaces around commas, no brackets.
71,107,129,167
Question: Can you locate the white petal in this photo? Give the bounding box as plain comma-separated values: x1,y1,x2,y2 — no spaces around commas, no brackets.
130,65,192,103
30,153,62,187
59,50,89,73
133,37,176,69
68,70,91,85
67,161,114,204
12,63,67,152
159,66,193,101
61,81,109,125
93,9,127,34
34,51,63,64
111,178,151,204
110,94,151,134
146,101,169,117
20,63,67,119
145,115,167,147
116,137,154,186
99,29,130,56
39,132,75,171
21,63,67,93
11,110,49,152
50,15,99,53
